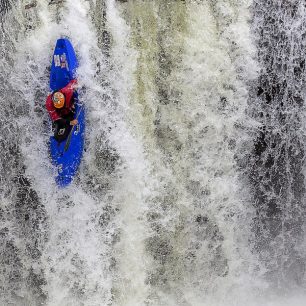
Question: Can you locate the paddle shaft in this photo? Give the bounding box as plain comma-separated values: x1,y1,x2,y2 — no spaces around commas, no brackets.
64,105,83,152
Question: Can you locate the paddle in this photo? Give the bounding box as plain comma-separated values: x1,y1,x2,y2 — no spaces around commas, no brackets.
64,105,83,152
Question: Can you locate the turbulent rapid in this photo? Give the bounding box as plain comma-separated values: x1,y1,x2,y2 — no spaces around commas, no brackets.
1,0,306,305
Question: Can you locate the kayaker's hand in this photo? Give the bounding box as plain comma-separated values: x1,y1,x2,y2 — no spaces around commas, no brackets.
70,119,78,126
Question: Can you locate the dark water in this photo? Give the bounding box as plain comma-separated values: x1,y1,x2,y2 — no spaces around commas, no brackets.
250,0,306,291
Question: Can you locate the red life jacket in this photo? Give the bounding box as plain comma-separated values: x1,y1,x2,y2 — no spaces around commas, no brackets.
46,79,77,122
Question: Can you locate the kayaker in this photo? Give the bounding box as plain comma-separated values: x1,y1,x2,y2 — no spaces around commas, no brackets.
46,79,78,142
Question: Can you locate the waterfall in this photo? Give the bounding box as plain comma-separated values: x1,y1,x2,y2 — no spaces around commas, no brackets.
1,0,306,305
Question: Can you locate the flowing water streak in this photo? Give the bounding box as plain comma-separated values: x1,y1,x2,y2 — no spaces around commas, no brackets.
15,1,114,305
177,1,261,304
100,0,154,304
0,1,51,305
178,0,259,302
121,2,194,304
250,0,306,295
119,0,261,305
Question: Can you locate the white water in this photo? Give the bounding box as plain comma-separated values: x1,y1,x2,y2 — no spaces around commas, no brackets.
1,0,306,305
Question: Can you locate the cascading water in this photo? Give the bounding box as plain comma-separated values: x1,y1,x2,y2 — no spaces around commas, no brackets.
249,0,306,295
1,0,306,305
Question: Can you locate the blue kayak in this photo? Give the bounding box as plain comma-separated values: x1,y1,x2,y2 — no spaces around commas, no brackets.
49,38,85,187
